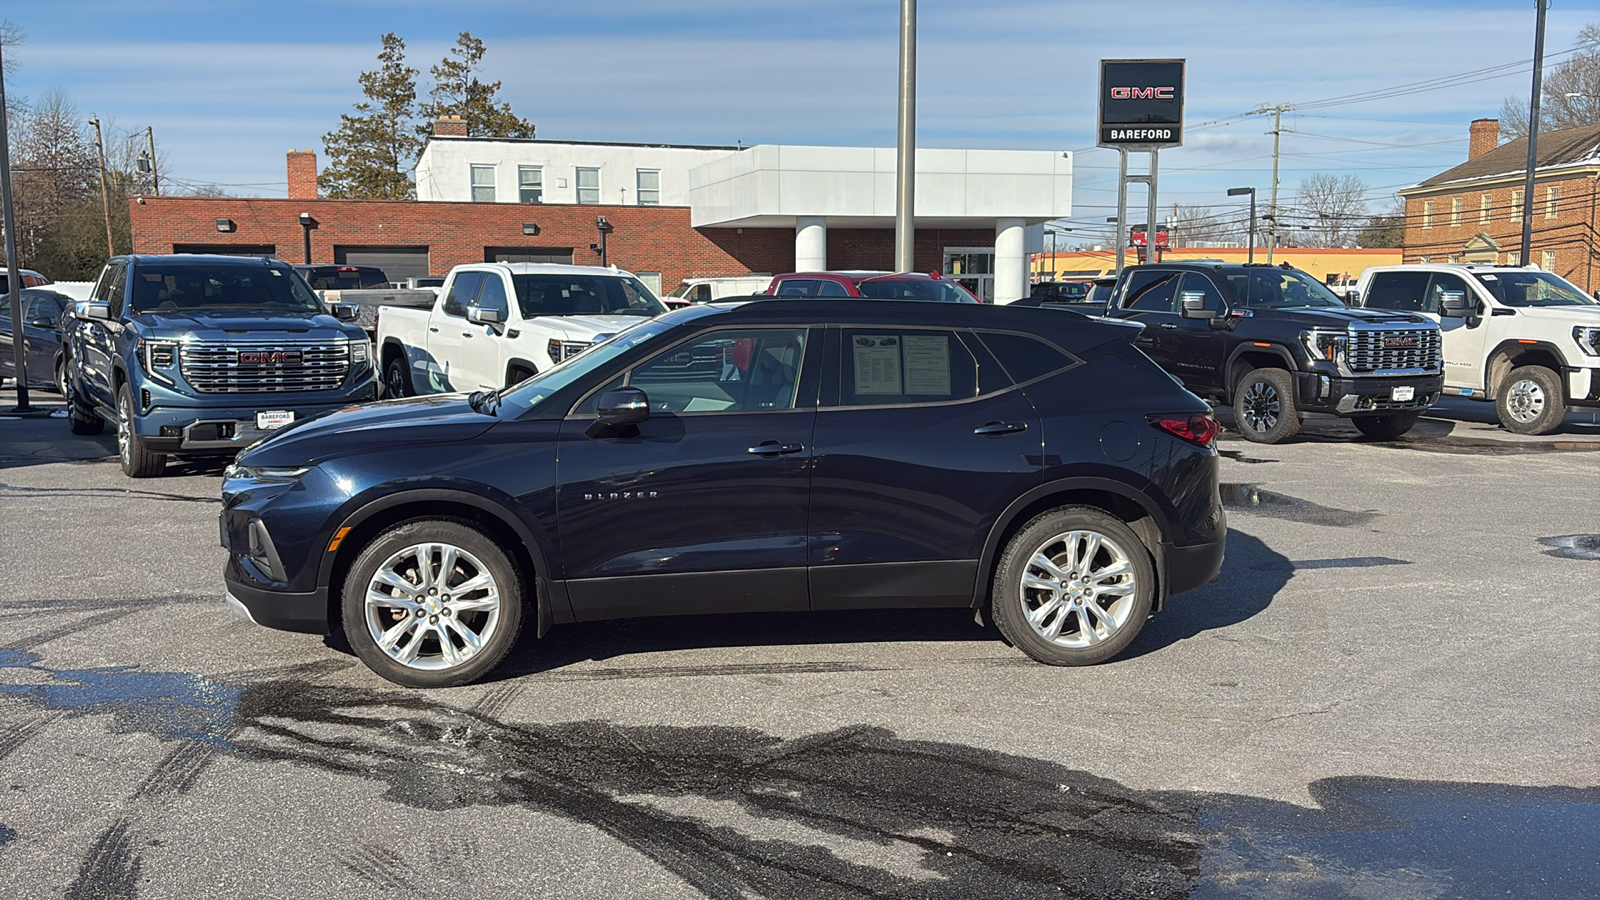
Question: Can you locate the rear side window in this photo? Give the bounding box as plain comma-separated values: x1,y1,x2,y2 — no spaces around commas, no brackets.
442,272,485,317
839,329,976,406
1363,271,1430,312
1122,270,1181,312
774,278,819,297
978,332,1075,384
816,280,851,297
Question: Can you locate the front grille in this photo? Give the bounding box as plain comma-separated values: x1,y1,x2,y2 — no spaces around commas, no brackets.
1346,329,1441,373
180,340,351,394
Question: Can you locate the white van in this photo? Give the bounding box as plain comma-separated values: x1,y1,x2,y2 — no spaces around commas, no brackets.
1355,264,1600,434
667,276,772,306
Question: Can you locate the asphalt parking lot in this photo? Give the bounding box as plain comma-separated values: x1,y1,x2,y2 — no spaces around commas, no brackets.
2,388,1597,899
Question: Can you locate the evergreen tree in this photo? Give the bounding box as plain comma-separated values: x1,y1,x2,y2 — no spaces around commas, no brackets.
418,32,535,140
321,33,421,200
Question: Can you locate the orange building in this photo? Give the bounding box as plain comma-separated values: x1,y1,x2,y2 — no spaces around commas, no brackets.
1031,246,1401,284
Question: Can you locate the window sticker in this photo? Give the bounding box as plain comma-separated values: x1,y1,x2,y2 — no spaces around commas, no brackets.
902,334,951,395
853,335,902,395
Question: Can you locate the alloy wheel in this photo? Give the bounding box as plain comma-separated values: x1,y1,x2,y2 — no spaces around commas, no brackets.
117,392,131,466
1017,530,1139,649
1240,381,1280,433
363,542,502,671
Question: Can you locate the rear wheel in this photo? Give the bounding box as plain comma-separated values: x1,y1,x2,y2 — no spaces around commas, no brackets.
1233,367,1301,444
116,383,166,478
990,507,1155,666
341,519,525,688
1352,410,1420,440
384,355,412,398
1497,365,1566,435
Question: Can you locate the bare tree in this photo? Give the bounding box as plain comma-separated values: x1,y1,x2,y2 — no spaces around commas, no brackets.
10,90,98,268
1288,174,1370,248
1501,23,1600,141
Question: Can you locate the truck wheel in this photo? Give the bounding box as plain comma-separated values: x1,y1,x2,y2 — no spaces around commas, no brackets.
1496,365,1566,435
54,358,68,396
341,519,525,688
1352,411,1420,440
384,356,412,398
990,506,1154,666
116,384,166,478
1233,368,1301,444
66,375,104,436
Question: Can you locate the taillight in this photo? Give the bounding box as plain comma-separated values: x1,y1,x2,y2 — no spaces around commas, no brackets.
1150,413,1220,448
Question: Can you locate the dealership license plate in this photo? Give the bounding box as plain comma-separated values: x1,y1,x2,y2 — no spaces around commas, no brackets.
256,410,295,430
1391,386,1415,402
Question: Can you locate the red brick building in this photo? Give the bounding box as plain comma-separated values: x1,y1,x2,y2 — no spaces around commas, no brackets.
128,151,996,296
1400,118,1600,290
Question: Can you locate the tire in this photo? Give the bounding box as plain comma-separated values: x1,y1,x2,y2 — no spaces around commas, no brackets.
341,519,525,688
54,358,68,396
384,354,413,398
116,383,166,477
990,506,1156,667
66,373,104,436
1352,410,1420,440
1496,365,1566,435
1232,367,1301,444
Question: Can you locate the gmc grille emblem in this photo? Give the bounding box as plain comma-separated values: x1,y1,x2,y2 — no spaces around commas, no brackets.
1382,335,1419,349
238,350,302,365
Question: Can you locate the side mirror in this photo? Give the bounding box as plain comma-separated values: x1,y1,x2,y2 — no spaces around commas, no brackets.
28,316,54,329
84,302,111,321
330,302,360,321
1178,290,1214,319
1438,290,1472,317
467,306,503,325
596,387,649,427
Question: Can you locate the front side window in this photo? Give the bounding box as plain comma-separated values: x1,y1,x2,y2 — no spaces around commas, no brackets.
511,274,666,318
127,265,321,315
1122,269,1181,312
576,167,600,205
815,280,852,297
627,328,808,413
474,274,510,318
1175,272,1225,313
442,271,486,317
1422,273,1473,314
471,165,496,203
1473,269,1598,307
518,166,543,203
636,169,660,206
840,329,977,406
502,317,680,415
774,278,819,297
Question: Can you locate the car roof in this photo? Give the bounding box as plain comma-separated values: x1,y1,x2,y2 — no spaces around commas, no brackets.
123,254,287,267
463,262,638,277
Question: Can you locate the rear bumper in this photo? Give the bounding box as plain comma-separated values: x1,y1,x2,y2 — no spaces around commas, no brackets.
1163,537,1226,597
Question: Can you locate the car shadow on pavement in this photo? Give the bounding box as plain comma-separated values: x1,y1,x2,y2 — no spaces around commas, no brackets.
1119,528,1290,660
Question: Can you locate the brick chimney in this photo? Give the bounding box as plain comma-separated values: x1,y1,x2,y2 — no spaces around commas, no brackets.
433,115,468,138
287,149,318,199
1469,118,1500,160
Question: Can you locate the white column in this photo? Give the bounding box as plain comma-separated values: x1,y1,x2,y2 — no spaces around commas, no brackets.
795,216,827,272
994,218,1027,304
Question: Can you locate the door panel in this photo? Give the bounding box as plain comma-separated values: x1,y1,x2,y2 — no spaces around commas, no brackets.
1425,273,1491,391
1163,272,1230,394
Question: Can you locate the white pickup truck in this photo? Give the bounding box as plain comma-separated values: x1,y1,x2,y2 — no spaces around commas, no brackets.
376,263,668,396
1356,263,1600,434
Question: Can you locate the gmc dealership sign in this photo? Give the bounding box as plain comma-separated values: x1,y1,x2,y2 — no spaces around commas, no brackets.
1098,59,1185,148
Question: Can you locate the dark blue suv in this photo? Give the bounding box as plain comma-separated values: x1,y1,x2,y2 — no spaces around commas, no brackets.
222,300,1226,687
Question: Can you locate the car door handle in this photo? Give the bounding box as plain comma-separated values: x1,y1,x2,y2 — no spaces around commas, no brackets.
462,331,473,338
748,441,805,456
429,326,439,333
974,422,1028,436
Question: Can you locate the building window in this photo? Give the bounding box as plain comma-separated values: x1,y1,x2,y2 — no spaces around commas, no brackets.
1450,197,1462,226
1510,189,1523,221
1545,185,1559,219
576,167,600,205
1480,193,1492,224
636,169,661,206
634,271,663,296
470,165,496,203
518,166,543,204
1422,201,1433,229
1542,250,1556,270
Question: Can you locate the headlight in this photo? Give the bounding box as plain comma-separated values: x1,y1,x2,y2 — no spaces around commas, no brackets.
1574,326,1600,357
547,339,591,363
1300,329,1347,362
223,463,310,483
138,339,178,384
348,337,370,364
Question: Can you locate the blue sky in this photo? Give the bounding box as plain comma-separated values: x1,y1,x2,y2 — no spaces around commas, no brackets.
6,0,1600,243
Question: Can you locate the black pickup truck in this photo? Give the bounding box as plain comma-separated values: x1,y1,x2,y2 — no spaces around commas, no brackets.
1103,262,1444,443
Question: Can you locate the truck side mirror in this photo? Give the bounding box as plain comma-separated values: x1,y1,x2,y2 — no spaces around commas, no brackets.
330,302,360,321
1178,290,1213,319
1438,290,1472,317
84,302,111,321
467,306,503,325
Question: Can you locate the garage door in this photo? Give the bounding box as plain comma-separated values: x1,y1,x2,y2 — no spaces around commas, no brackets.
486,247,574,264
333,246,430,282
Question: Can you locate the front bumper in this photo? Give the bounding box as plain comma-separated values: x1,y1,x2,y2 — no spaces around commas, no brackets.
135,387,378,454
224,580,330,634
1294,372,1442,415
1570,366,1600,407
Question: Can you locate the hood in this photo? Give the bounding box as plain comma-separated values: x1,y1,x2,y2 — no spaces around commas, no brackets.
129,310,362,341
538,313,653,342
1262,306,1432,329
238,394,497,466
1503,304,1600,324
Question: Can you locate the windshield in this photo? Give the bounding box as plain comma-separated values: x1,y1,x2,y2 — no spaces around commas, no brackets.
511,274,667,319
1473,270,1599,307
301,267,388,290
1223,268,1345,309
1087,282,1115,305
857,279,978,303
130,264,322,315
497,317,676,414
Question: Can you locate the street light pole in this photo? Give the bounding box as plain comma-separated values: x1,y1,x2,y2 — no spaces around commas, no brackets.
893,0,917,272
1228,186,1257,264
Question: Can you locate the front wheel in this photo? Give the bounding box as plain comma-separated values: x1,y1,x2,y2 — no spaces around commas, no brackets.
1233,367,1301,444
341,520,525,687
1352,410,1421,440
66,372,104,436
384,355,412,398
116,384,166,477
1496,365,1566,435
990,507,1155,666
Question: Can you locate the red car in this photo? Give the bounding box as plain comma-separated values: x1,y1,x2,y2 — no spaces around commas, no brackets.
764,271,982,303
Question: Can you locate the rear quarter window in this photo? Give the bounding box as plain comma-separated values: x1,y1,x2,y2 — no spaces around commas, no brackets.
977,332,1076,383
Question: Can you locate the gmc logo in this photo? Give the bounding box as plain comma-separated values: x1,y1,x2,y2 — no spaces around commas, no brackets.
238,350,302,365
1382,335,1419,349
1110,87,1176,100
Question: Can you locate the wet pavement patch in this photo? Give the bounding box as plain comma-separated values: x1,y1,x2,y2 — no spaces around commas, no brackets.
1219,483,1378,528
0,649,238,745
1538,534,1600,561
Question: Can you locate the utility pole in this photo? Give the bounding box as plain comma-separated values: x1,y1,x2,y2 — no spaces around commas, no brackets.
1,36,32,410
893,0,917,272
90,117,114,257
1265,106,1286,264
146,126,159,196
1520,0,1550,266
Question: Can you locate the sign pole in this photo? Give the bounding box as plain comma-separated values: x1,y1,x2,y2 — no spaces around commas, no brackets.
1115,150,1128,274
1147,149,1160,264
